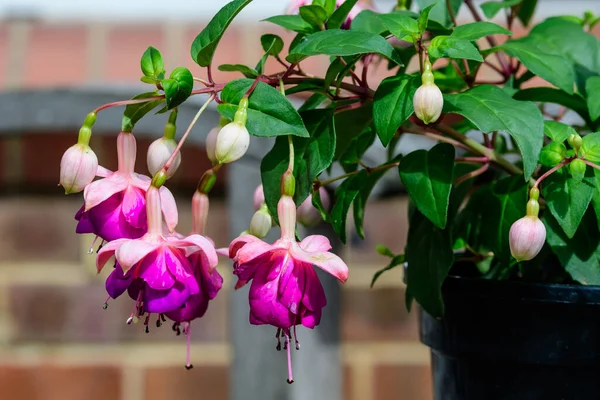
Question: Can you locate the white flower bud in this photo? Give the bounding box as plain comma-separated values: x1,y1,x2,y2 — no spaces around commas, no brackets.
205,126,220,164
413,59,443,125
59,143,98,194
253,184,265,212
249,206,272,238
509,216,546,261
215,121,250,164
147,137,180,178
297,187,330,227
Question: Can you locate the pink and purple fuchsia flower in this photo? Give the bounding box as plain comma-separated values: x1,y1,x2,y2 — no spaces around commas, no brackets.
228,195,349,383
76,131,178,243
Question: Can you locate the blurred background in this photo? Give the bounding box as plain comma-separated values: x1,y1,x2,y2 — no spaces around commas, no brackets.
0,1,598,399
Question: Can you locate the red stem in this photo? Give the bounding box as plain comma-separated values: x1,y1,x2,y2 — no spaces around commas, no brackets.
534,158,572,189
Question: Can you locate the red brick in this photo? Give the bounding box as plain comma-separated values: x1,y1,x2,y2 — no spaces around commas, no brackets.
342,287,418,342
106,26,165,83
374,365,432,400
144,366,227,400
9,282,227,343
22,133,76,187
0,197,81,262
23,25,87,88
0,365,121,400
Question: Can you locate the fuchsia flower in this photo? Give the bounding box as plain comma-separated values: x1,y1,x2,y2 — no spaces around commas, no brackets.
76,132,178,242
228,195,348,383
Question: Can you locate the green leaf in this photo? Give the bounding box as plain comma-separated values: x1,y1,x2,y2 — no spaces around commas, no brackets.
582,132,600,162
543,121,577,142
260,110,336,220
287,30,404,65
350,9,388,34
480,0,522,19
140,46,165,79
399,143,455,229
376,244,395,258
263,15,316,34
592,170,600,231
191,0,253,66
416,0,463,28
371,254,405,288
218,63,258,78
513,88,591,125
330,170,369,243
544,211,600,285
586,76,600,121
417,4,436,34
542,167,595,238
299,5,328,29
298,93,328,112
334,102,373,158
324,58,347,90
479,175,528,261
444,85,544,179
516,0,537,26
328,0,359,29
260,34,284,56
339,126,376,172
405,209,454,318
312,186,332,223
373,75,420,147
502,38,574,94
217,79,309,138
162,67,193,109
353,162,396,238
121,92,164,132
378,13,419,42
452,21,512,41
428,36,484,62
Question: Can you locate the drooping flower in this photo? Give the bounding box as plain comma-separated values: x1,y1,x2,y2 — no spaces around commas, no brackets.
509,188,546,261
413,59,444,124
228,195,348,383
297,187,330,227
76,131,178,242
215,98,250,164
59,143,98,194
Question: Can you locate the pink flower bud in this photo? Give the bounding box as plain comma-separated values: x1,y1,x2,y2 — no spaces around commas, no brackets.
297,187,330,227
147,137,180,178
215,122,250,164
253,184,265,211
509,216,546,261
205,126,219,164
59,143,98,194
249,206,272,239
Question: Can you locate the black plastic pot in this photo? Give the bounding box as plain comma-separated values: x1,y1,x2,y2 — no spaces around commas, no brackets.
419,276,600,400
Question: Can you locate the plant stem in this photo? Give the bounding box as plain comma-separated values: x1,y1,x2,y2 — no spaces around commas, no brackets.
583,159,600,171
446,0,458,26
534,158,571,188
404,125,472,152
456,156,489,163
318,162,400,187
455,163,489,185
93,96,164,113
164,94,215,172
433,123,524,175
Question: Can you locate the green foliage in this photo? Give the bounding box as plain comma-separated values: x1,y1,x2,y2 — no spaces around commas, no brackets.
140,46,165,82
582,132,600,162
121,92,164,132
162,67,193,109
586,76,600,121
480,0,522,19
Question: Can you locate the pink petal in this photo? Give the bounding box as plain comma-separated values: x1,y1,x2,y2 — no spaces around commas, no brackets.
159,186,178,233
236,239,276,265
84,174,128,211
216,247,229,257
130,172,151,189
115,239,157,273
299,235,332,253
96,165,112,177
171,234,218,271
290,245,349,283
121,186,147,228
96,239,128,273
228,234,261,259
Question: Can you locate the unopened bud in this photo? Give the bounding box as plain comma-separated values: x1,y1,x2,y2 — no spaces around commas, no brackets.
413,60,443,124
249,204,272,238
59,143,98,194
568,133,583,154
509,215,546,261
539,142,566,167
206,126,220,164
147,137,180,178
297,187,330,227
215,122,250,163
569,158,586,182
253,184,265,211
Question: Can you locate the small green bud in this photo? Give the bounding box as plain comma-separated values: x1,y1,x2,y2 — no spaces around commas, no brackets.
568,133,583,154
233,97,249,126
77,126,93,146
539,142,567,167
526,198,540,218
529,187,540,202
281,170,296,197
569,158,586,182
199,170,217,194
151,170,168,188
83,112,97,128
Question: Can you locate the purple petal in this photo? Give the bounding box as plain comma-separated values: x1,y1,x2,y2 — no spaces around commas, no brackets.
105,263,133,299
144,281,190,314
74,205,94,234
278,257,305,317
87,192,146,241
138,248,176,290
165,292,209,322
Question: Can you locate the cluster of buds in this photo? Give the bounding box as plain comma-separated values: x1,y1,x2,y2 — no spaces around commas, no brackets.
59,90,345,379
509,187,546,262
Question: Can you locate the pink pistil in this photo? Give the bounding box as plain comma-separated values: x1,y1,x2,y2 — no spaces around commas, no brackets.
184,322,193,370
286,334,294,384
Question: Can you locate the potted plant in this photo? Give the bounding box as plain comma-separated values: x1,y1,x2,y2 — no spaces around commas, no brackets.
58,0,600,397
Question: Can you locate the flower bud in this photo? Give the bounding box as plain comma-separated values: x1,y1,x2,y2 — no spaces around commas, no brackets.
59,143,98,194
509,215,546,261
147,137,180,178
539,142,566,167
215,122,250,163
568,133,583,154
249,204,272,239
569,158,586,182
205,126,220,164
413,60,443,124
253,184,265,211
297,187,330,227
